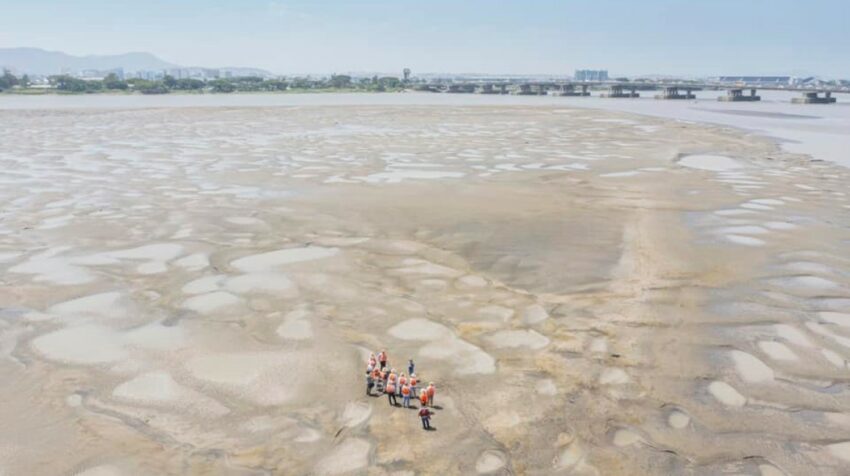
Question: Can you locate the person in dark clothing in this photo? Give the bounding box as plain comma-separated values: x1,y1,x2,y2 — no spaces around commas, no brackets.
378,350,388,370
419,407,432,429
408,358,415,376
386,381,398,406
366,373,374,396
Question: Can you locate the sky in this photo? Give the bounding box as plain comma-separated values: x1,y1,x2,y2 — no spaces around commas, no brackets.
1,0,848,77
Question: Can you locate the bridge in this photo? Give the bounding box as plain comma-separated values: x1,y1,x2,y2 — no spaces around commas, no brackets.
413,80,840,104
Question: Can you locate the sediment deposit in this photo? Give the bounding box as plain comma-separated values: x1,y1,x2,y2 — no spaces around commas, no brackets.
1,105,849,475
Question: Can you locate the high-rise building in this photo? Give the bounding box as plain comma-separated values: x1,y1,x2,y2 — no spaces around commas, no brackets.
574,69,609,82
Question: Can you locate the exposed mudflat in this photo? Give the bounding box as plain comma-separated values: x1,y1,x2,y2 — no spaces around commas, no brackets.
1,104,849,475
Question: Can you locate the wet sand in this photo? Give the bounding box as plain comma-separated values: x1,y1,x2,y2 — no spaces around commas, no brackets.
0,104,849,475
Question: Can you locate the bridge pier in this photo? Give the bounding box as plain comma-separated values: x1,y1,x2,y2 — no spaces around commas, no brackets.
478,83,510,95
552,84,591,97
719,88,761,102
515,84,538,95
792,91,837,104
414,84,440,93
656,86,699,100
445,84,476,94
600,85,639,98
514,83,547,96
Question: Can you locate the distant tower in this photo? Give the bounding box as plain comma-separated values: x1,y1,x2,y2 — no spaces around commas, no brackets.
403,68,411,82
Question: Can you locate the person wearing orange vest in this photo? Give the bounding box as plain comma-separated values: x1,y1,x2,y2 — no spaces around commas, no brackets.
409,374,418,399
398,374,407,396
388,369,397,389
370,367,382,396
401,383,412,408
419,388,429,408
427,382,436,407
386,379,398,406
378,350,388,370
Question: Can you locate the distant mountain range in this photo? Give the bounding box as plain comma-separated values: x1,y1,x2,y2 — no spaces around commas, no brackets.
0,47,178,75
0,47,273,77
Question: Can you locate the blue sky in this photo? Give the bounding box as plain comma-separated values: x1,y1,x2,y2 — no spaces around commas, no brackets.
1,0,848,77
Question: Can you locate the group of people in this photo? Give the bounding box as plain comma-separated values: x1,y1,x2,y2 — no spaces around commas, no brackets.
366,350,436,430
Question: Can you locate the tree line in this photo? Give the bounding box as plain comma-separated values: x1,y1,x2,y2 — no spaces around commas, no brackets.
0,69,410,94
0,69,31,90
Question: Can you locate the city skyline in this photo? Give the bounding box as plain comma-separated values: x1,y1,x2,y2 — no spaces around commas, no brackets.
1,0,848,78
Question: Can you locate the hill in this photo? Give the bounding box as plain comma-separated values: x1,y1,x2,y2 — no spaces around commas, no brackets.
0,47,179,75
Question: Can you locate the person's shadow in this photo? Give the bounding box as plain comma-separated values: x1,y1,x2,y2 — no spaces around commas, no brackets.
424,426,437,431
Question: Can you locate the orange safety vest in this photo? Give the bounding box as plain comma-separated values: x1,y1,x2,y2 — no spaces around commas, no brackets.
420,392,428,404
399,376,407,386
371,369,381,379
386,383,396,393
410,378,417,387
427,386,435,397
402,385,410,396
